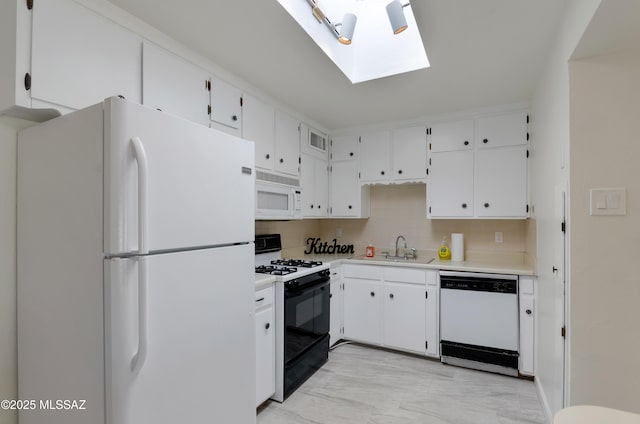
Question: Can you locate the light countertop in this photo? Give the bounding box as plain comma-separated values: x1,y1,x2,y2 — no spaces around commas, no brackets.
255,274,276,291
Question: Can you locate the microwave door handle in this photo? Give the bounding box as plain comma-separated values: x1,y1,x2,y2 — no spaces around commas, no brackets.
290,188,295,217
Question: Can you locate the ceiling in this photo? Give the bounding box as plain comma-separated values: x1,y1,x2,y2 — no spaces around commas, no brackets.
106,0,569,131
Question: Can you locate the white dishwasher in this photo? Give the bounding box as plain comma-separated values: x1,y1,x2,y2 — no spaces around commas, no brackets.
440,271,519,376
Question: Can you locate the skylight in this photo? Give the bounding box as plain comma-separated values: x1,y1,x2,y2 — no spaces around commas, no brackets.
276,0,430,83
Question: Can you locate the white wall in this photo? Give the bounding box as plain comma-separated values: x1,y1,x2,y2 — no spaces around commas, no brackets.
529,0,600,419
568,49,640,413
0,117,33,424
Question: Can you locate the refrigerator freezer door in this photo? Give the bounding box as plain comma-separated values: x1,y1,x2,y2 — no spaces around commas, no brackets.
105,244,255,424
104,97,255,256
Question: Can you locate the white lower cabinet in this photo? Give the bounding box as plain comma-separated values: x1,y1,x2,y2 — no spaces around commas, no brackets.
329,265,343,347
519,277,535,376
425,271,440,358
343,277,383,345
255,285,275,407
383,282,426,354
342,264,436,356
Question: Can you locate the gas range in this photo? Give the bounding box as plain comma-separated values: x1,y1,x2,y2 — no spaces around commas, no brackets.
255,234,331,403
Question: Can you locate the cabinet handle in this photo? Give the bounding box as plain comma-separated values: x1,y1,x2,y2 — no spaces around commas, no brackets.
552,266,558,273
484,203,490,208
280,158,284,163
398,170,403,174
525,309,532,315
349,152,354,157
462,203,467,209
266,154,270,159
265,322,270,330
232,115,238,122
464,140,469,146
381,171,385,175
483,138,488,144
318,205,321,209
389,293,394,299
348,205,352,209
310,204,314,209
370,292,375,297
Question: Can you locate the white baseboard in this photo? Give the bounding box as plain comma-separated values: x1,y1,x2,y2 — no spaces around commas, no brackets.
535,377,553,424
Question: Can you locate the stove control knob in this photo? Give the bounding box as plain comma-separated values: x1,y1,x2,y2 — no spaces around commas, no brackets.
290,280,299,289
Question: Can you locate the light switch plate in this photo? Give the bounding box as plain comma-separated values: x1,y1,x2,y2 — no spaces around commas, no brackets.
590,188,626,216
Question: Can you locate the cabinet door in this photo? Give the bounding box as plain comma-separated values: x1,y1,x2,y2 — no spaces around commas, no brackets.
343,279,383,345
300,155,328,217
519,278,535,375
359,131,391,182
428,120,474,153
475,145,528,218
329,275,343,347
383,282,426,354
210,76,242,131
243,94,275,171
31,0,142,110
392,126,427,182
300,153,316,217
331,135,359,162
255,306,275,406
330,161,360,217
274,110,300,177
315,157,329,217
475,111,527,148
427,150,474,218
142,43,210,126
425,287,439,357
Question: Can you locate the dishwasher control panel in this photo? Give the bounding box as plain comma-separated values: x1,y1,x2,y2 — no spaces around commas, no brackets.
440,273,517,294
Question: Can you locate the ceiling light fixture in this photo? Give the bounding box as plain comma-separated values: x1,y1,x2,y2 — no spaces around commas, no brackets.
386,0,410,35
307,0,358,45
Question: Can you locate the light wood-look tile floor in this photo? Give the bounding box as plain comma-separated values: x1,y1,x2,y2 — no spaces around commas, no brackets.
257,344,546,424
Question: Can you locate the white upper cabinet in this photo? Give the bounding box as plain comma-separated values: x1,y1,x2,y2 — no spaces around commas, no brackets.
210,76,242,134
31,0,141,110
475,111,528,148
428,120,474,153
331,135,359,162
427,150,474,218
475,145,528,217
392,126,427,182
142,43,210,126
243,94,275,171
427,110,529,219
359,130,391,183
330,160,370,218
274,110,301,177
300,153,329,217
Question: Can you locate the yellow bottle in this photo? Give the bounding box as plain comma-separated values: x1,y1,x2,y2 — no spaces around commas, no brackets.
438,237,451,260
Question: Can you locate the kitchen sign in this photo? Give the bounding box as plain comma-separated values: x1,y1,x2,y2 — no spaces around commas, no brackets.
304,238,354,255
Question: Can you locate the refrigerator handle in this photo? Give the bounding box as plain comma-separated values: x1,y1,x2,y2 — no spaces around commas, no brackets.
130,137,149,373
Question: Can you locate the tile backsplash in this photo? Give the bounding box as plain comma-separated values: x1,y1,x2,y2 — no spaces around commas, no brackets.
256,184,533,263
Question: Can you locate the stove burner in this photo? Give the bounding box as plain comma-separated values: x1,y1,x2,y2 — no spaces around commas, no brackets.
270,259,323,268
255,265,298,275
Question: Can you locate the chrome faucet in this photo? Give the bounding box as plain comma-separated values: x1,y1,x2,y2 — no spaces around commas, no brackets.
395,235,406,257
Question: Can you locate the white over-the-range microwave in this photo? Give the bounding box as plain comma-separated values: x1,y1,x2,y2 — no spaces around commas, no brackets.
255,180,302,220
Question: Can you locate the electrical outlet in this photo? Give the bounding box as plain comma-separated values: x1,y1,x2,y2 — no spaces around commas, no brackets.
336,227,342,238
495,232,503,243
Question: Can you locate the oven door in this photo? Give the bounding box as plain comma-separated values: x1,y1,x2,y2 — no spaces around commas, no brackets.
283,277,329,397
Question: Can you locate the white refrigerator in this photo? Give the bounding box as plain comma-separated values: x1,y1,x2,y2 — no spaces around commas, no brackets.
17,97,256,424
